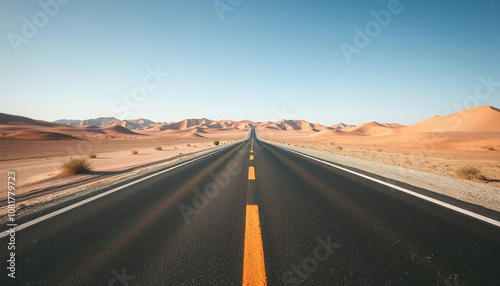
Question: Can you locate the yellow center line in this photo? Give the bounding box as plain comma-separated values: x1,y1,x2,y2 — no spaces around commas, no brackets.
250,155,254,160
242,205,267,286
248,166,255,180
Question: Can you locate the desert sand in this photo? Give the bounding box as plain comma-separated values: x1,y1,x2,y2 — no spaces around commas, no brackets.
258,106,500,189
1,105,499,213
0,113,249,207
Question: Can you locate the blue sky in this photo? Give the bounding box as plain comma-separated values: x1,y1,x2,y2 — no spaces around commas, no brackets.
1,0,499,125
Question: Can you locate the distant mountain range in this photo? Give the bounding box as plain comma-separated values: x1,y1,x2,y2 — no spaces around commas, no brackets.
1,105,499,140
54,117,155,130
52,117,360,132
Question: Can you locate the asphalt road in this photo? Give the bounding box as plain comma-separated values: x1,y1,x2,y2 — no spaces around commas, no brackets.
1,129,500,285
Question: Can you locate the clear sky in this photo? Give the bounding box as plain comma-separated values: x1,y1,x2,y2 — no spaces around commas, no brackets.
1,0,499,126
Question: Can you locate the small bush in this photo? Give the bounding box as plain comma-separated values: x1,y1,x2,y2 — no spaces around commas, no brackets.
483,146,495,151
455,166,486,181
62,157,92,175
337,146,343,150
155,146,162,150
87,153,97,159
213,140,220,146
131,150,138,155
186,144,191,147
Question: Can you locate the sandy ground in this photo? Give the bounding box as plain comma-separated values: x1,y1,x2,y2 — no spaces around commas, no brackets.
258,129,500,212
259,129,500,186
0,131,247,201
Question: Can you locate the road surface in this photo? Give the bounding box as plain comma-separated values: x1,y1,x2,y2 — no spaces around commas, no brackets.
1,129,500,285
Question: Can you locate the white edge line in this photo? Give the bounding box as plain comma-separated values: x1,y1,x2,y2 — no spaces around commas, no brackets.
272,143,500,228
0,143,237,239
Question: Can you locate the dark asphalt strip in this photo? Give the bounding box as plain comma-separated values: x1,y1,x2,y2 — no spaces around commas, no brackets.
265,142,500,222
255,138,500,285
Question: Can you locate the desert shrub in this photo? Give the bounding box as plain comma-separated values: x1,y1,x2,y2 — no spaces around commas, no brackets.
455,166,486,181
155,146,162,150
87,153,97,159
337,146,343,150
213,140,220,146
62,157,92,175
131,150,138,155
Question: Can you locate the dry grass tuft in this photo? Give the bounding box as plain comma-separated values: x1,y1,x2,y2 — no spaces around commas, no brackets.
455,166,486,181
62,157,92,175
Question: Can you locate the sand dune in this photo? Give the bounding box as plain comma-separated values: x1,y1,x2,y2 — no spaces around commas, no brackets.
102,120,142,130
399,105,500,134
4,129,80,140
156,123,180,131
331,123,355,130
195,127,208,133
179,119,212,130
269,119,322,132
310,129,349,137
292,120,316,131
381,123,406,128
203,122,223,129
180,132,206,139
103,125,143,136
56,117,154,130
57,117,117,127
129,118,155,128
343,121,394,136
1,113,57,127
